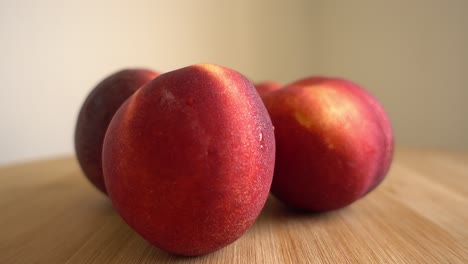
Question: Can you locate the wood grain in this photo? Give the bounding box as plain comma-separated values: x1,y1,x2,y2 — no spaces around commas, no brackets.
0,147,467,263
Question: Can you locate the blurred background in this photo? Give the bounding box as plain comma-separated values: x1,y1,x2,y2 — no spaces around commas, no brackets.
0,0,467,165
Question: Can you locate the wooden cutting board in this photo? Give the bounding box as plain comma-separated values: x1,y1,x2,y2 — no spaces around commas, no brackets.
0,146,467,263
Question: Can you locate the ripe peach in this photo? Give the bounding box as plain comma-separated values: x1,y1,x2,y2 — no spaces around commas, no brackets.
75,69,159,193
263,77,393,211
102,64,275,256
254,81,281,96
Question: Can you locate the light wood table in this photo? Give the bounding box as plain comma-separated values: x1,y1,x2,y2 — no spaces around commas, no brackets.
0,147,467,263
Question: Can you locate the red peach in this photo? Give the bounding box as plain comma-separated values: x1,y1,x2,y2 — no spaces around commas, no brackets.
102,64,275,256
290,77,394,193
263,77,393,211
75,69,159,193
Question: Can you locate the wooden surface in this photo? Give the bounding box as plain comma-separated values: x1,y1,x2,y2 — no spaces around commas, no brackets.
0,147,467,263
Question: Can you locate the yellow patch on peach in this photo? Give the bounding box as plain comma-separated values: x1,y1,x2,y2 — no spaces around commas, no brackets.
197,64,240,99
294,111,313,129
304,86,360,130
197,64,224,76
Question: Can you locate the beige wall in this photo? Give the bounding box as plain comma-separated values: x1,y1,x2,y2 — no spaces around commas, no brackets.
1,0,466,164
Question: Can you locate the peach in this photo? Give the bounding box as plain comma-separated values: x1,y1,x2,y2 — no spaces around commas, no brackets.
74,69,159,193
263,77,393,211
102,64,275,256
254,81,281,96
